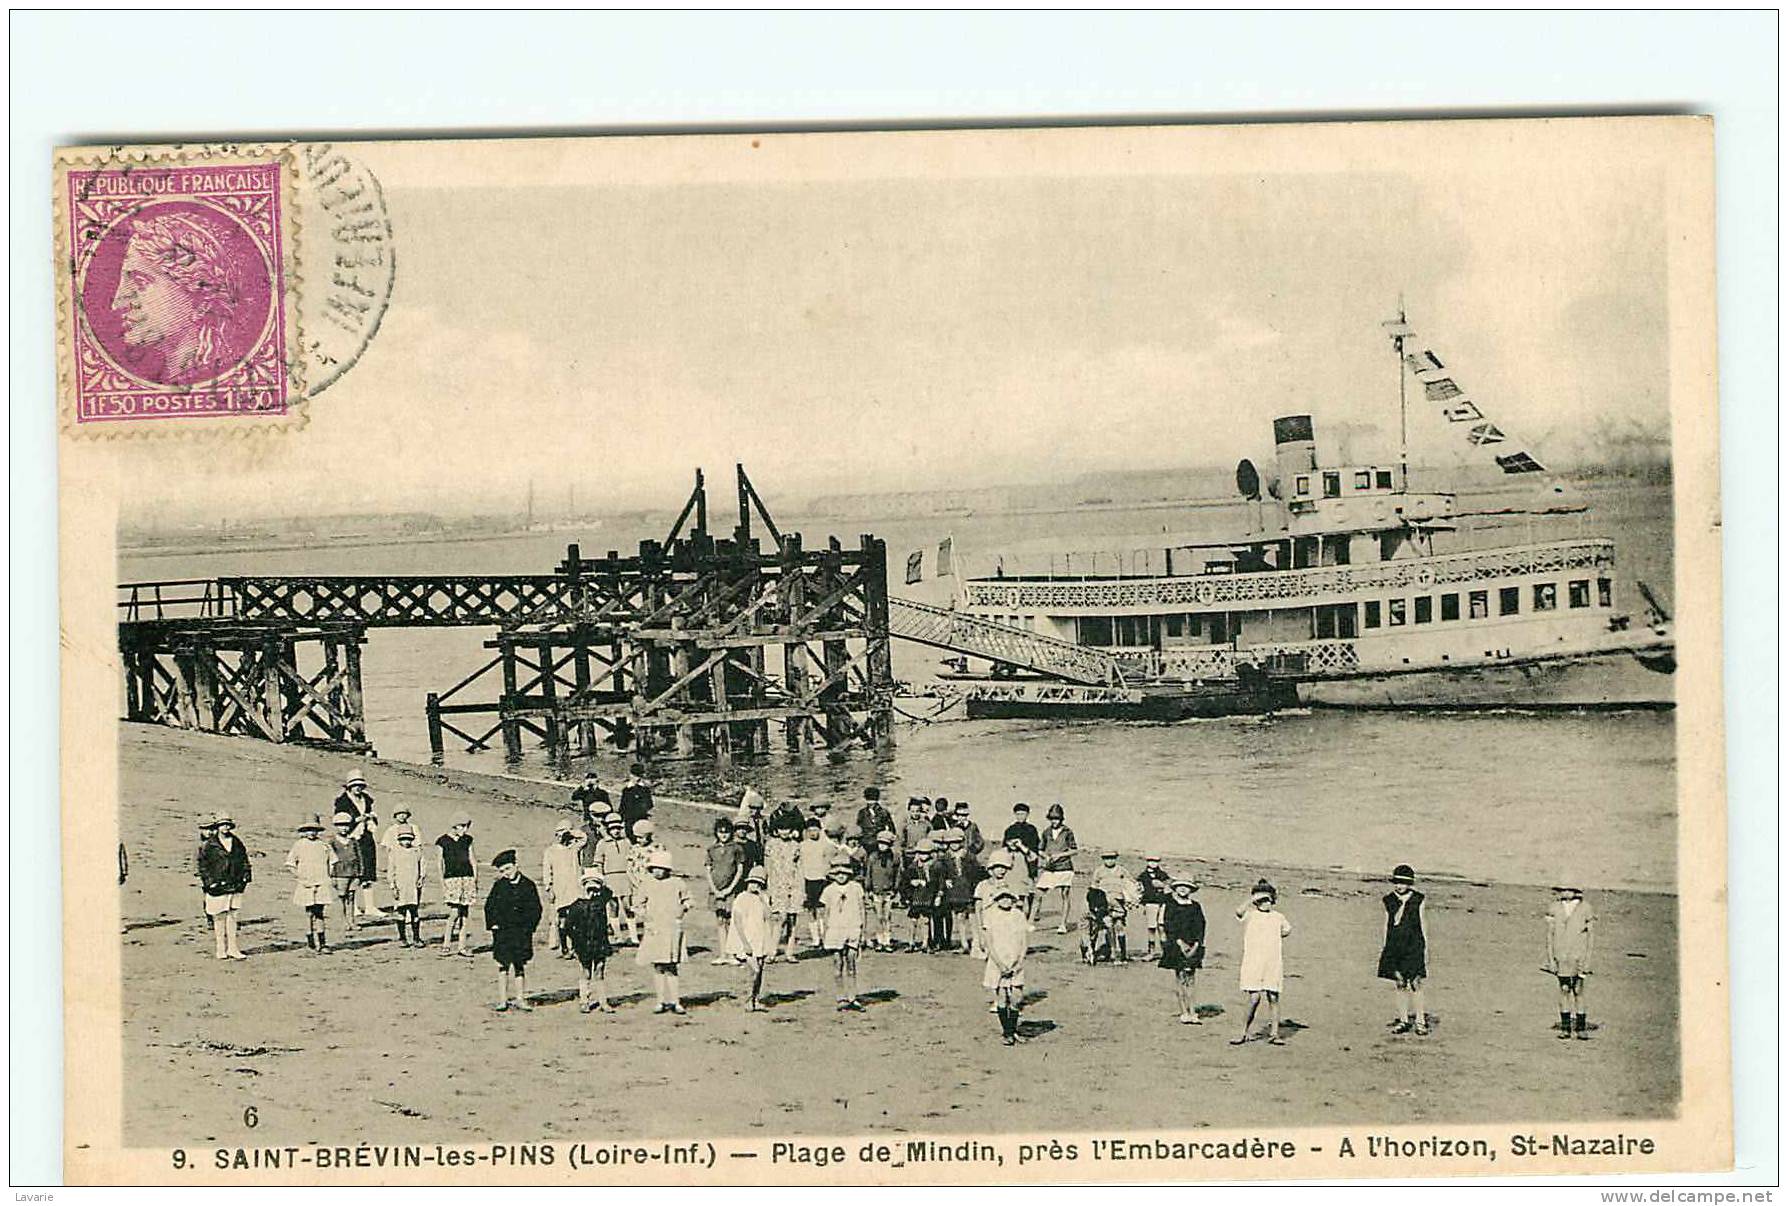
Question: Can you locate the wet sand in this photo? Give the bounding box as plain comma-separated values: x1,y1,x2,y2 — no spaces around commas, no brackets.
119,724,1679,1145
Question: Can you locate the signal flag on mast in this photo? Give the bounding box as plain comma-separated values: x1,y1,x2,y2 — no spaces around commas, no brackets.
1385,321,1547,475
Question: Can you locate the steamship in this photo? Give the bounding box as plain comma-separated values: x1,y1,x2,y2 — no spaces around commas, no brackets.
933,318,1675,717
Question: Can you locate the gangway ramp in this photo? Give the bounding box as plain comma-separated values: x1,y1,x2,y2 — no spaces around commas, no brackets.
888,596,1123,686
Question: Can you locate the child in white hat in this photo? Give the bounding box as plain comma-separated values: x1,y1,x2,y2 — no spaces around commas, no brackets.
626,819,667,942
1159,878,1206,1025
561,870,616,1013
1545,882,1596,1040
285,815,333,953
1232,879,1292,1046
636,849,690,1015
198,812,252,961
541,818,586,958
385,825,428,948
728,868,775,1011
820,855,867,1010
982,885,1031,1046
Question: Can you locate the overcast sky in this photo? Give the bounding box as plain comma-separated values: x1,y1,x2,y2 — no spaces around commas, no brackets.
114,121,1681,520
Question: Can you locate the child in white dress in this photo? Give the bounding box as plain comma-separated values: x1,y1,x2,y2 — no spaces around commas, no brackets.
820,856,867,1010
982,886,1031,1046
1231,879,1292,1046
728,869,775,1012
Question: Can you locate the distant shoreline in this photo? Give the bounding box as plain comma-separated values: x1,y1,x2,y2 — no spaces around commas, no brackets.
117,477,1665,564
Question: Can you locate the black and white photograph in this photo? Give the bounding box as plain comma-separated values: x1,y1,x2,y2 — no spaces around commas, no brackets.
46,103,1733,1185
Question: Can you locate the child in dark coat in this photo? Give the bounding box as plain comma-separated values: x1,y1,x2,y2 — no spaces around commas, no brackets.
1158,878,1206,1025
484,849,543,1012
1377,864,1430,1036
561,870,616,1013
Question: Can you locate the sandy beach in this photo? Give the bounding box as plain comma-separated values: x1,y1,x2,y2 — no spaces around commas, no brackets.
117,723,1679,1146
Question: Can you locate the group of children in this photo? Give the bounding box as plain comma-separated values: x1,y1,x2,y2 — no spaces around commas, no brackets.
204,774,1606,1048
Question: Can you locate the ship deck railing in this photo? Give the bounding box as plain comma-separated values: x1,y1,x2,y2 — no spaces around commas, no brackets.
962,538,1615,613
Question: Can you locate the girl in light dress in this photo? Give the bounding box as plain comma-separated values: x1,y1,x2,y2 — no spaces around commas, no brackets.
727,869,775,1011
762,818,805,963
1231,878,1292,1046
285,815,334,952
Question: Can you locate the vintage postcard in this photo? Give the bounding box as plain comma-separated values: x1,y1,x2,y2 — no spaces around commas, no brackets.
57,117,1726,1184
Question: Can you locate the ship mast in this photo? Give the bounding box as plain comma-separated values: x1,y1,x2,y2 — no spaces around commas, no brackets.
1394,294,1409,488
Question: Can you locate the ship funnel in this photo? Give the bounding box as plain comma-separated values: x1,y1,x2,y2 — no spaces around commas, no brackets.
1273,414,1318,481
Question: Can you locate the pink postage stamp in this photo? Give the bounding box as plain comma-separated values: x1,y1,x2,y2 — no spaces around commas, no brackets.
59,153,295,428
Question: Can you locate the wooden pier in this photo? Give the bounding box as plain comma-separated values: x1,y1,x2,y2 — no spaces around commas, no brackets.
116,467,895,765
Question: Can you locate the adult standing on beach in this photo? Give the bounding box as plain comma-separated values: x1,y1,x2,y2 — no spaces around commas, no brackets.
485,849,543,1012
333,775,380,922
1377,864,1430,1036
435,813,477,957
1003,803,1041,862
1159,878,1206,1025
1037,805,1079,934
197,812,252,961
619,764,654,837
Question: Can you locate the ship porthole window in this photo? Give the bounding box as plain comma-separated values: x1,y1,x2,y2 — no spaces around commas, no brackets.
1387,598,1407,626
1363,600,1382,629
1598,578,1613,607
1498,586,1521,616
1568,580,1591,608
1440,593,1460,622
1532,582,1558,612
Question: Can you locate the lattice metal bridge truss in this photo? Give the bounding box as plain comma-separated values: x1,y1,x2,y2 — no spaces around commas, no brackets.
117,467,896,763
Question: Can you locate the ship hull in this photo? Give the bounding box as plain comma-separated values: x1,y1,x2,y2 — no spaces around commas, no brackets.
948,678,1297,721
1295,647,1673,710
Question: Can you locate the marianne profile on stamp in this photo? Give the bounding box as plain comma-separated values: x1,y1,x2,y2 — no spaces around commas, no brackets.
109,208,249,386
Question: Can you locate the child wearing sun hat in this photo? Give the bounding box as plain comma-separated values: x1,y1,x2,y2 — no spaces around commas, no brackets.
729,868,776,1011
1158,877,1206,1025
285,814,333,953
561,869,616,1013
1377,863,1430,1036
1545,880,1596,1040
1232,878,1292,1046
636,849,691,1015
384,824,428,948
981,884,1031,1046
198,812,253,961
434,812,477,957
820,854,867,1010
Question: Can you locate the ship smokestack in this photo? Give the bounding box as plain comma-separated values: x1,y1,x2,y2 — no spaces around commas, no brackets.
1273,414,1318,484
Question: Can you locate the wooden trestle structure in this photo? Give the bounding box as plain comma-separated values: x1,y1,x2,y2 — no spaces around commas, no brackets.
116,467,896,764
